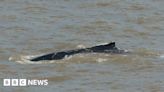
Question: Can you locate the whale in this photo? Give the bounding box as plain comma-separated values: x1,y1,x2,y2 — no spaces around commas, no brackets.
30,42,129,61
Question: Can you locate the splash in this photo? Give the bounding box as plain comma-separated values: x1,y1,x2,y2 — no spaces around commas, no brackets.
9,54,56,64
76,44,86,49
159,54,164,59
9,53,76,64
96,58,108,63
9,53,109,64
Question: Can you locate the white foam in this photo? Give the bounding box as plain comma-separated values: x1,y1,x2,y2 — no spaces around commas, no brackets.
97,42,109,45
96,58,108,63
9,55,47,64
76,44,86,49
159,54,164,58
64,55,73,60
9,53,74,64
8,56,13,61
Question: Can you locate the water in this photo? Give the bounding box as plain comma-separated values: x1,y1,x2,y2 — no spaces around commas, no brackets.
0,0,164,92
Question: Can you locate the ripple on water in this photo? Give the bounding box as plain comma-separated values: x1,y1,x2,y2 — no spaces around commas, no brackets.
38,76,72,83
24,4,48,14
0,64,9,69
0,15,17,21
78,1,119,9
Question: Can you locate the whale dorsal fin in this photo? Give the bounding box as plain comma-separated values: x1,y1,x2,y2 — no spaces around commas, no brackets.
106,42,116,48
90,42,116,50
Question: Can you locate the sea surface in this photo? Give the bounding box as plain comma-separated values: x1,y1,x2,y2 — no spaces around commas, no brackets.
0,0,164,92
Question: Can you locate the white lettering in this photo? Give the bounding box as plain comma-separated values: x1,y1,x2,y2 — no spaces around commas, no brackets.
19,79,26,86
3,79,10,86
3,79,48,86
11,79,18,86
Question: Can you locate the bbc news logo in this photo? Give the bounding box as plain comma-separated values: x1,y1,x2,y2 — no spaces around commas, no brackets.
3,79,48,86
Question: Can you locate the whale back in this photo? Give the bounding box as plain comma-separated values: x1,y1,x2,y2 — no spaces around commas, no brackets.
89,42,117,51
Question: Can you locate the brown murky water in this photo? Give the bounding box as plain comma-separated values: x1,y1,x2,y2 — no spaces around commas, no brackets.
0,0,164,92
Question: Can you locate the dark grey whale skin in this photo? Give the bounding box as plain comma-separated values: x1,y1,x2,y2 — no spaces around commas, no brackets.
30,42,129,61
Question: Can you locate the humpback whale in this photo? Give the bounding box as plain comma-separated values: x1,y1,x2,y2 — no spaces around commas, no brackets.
30,42,128,61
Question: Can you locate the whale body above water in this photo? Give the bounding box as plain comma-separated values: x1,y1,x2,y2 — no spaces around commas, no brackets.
30,42,129,61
